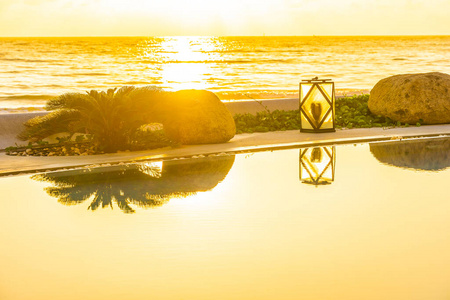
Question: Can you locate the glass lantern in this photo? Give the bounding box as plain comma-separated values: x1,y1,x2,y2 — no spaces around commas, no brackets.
299,146,335,185
299,77,335,133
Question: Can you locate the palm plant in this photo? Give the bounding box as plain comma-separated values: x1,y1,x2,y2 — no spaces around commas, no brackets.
19,86,166,152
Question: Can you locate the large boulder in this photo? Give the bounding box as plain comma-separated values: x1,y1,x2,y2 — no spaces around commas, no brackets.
368,72,450,124
156,90,236,145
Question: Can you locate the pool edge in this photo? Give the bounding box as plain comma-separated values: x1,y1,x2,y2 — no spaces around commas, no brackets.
1,125,449,177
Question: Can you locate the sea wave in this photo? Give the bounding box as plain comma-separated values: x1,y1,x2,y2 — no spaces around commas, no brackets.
0,58,62,63
0,36,448,110
0,95,55,101
55,72,110,77
139,58,296,64
200,49,304,54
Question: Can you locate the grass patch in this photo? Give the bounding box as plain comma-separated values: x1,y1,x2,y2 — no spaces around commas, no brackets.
234,94,420,134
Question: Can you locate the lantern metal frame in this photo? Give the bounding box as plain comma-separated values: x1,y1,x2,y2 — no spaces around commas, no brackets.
299,146,336,186
299,77,336,133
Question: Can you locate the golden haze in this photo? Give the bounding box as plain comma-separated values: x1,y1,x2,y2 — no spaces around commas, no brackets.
0,0,449,36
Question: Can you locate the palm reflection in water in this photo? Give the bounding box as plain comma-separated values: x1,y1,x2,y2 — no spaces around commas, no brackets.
32,156,235,213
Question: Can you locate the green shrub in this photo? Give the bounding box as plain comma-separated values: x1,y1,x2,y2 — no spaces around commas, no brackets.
234,94,405,134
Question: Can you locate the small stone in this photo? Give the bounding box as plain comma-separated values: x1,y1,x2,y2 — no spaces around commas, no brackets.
26,149,33,154
390,136,402,140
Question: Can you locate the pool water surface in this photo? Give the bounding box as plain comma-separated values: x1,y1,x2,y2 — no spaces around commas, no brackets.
0,137,449,300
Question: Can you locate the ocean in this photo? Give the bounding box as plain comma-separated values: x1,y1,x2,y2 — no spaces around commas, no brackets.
0,36,449,110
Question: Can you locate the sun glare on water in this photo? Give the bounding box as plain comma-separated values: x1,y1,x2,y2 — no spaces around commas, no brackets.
161,37,216,90
156,37,220,91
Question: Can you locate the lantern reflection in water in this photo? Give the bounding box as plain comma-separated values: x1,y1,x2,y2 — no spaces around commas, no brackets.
299,146,336,185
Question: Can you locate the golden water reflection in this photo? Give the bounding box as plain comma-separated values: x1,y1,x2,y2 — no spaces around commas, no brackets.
161,62,212,90
157,37,220,63
32,155,235,213
299,146,336,185
1,141,450,300
142,37,222,91
370,137,450,171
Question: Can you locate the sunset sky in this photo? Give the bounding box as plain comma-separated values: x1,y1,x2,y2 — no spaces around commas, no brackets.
0,0,449,36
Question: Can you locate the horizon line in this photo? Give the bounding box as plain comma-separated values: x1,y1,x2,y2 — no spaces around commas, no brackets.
0,34,449,38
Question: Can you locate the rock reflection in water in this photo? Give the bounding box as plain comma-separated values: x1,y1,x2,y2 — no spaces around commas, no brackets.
369,137,450,171
32,156,235,213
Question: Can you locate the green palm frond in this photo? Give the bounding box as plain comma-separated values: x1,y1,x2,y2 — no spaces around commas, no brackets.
114,85,136,99
18,109,81,140
106,88,117,98
20,85,171,152
46,93,95,111
133,86,164,108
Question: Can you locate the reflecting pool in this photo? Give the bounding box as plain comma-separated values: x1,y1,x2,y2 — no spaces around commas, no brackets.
0,137,449,300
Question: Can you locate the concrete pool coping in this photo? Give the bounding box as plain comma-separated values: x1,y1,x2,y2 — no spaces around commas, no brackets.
1,124,449,177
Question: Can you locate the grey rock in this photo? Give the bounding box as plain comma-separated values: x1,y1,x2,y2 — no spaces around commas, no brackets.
369,72,450,124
